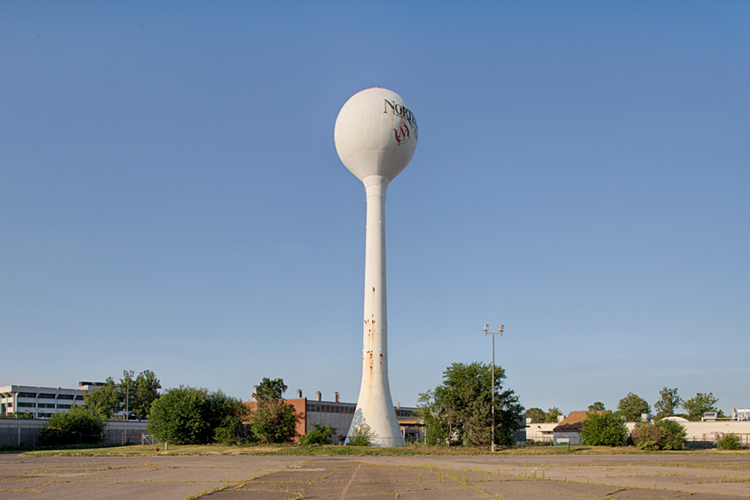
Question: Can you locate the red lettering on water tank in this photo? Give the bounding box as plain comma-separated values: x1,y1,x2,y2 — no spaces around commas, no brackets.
394,124,410,144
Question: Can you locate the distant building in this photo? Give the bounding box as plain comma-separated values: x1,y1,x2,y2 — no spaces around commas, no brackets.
523,418,557,443
0,383,103,419
552,411,607,445
245,390,423,444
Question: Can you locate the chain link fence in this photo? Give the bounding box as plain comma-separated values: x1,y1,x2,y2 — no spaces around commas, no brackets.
0,419,156,448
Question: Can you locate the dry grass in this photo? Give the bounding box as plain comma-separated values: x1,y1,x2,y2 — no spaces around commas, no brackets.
22,443,750,458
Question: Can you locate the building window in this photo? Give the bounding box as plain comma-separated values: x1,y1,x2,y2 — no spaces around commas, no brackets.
18,402,35,408
39,393,56,399
18,392,36,398
57,404,71,410
57,394,74,400
75,395,84,401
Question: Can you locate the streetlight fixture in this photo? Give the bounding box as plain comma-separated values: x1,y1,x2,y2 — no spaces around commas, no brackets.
123,370,134,421
484,324,503,452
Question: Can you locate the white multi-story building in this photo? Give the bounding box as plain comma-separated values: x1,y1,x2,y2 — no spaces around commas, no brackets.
0,383,103,419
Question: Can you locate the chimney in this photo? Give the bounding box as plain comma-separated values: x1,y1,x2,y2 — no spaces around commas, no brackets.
315,391,322,401
335,392,339,403
296,389,302,399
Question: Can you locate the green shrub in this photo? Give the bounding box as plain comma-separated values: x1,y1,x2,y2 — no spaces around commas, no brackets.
658,419,686,450
40,406,104,446
208,390,252,445
148,386,211,444
632,420,686,450
347,423,374,446
148,386,248,445
299,424,337,445
632,423,660,450
580,411,627,446
214,422,252,445
716,433,741,450
251,401,300,444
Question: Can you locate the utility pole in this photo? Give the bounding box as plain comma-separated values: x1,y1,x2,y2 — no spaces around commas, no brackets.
484,324,503,452
123,370,134,421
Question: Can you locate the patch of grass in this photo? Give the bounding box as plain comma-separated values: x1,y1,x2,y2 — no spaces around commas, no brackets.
21,443,750,459
4,443,115,453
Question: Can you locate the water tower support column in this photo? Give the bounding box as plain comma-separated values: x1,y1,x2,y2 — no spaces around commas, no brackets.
349,174,404,447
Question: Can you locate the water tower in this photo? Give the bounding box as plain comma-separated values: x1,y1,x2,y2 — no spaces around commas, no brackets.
335,88,418,446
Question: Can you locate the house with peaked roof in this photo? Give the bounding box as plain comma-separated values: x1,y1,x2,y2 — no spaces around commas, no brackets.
553,410,607,445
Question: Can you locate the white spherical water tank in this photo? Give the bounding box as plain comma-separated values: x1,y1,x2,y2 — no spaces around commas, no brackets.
335,87,418,182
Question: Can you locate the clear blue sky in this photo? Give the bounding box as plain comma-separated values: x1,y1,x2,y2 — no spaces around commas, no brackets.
1,0,748,415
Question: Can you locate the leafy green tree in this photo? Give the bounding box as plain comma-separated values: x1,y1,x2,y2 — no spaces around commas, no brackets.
523,407,546,423
299,424,337,445
580,411,627,446
84,377,121,420
545,407,562,423
683,392,718,421
588,402,606,411
131,370,161,420
84,370,161,420
417,389,450,445
654,387,681,420
616,393,651,422
423,362,523,447
41,406,104,446
254,377,287,402
250,377,300,444
3,412,35,419
148,386,211,444
208,391,251,445
251,401,299,444
147,386,246,445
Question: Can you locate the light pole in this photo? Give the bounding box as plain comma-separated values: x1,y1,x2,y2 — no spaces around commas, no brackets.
484,324,503,452
123,370,134,421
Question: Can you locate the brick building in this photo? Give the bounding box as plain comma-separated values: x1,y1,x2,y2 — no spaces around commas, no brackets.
245,390,423,444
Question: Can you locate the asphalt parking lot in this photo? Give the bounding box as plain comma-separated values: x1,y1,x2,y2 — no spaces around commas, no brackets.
1,453,749,499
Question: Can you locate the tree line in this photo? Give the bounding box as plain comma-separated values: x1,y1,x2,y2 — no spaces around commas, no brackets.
42,373,333,446
522,388,726,451
42,362,527,448
524,387,721,424
34,366,726,449
84,370,161,421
